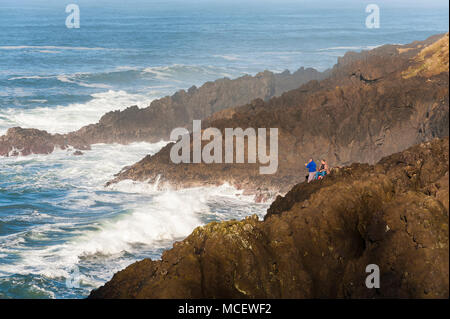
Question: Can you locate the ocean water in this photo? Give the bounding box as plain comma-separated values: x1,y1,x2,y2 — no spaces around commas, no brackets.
0,0,448,298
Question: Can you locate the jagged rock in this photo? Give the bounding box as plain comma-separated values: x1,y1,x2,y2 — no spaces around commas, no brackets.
89,137,449,299
109,33,449,198
0,127,90,157
70,68,325,145
0,67,325,157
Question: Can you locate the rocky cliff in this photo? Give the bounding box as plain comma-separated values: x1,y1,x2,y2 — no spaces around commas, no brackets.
0,67,324,157
0,127,90,157
89,137,449,299
109,34,449,199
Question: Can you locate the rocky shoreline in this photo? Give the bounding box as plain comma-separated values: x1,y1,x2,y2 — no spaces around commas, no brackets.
88,34,449,299
2,34,448,202
1,33,448,299
107,33,449,199
0,67,325,157
90,137,449,298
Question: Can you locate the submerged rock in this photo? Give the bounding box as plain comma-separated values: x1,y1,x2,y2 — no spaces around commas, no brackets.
89,137,449,299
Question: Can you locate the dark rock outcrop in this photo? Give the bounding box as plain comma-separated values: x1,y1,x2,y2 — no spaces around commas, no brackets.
0,67,325,157
0,127,90,157
109,34,449,198
89,137,449,299
71,68,325,145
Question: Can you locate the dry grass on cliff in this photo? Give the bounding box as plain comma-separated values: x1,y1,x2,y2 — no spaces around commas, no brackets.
403,33,449,79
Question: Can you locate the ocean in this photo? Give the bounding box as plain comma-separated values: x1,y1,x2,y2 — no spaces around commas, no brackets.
0,0,448,298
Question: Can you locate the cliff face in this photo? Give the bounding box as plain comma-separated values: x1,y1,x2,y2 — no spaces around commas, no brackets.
71,67,325,145
0,67,324,157
89,137,449,299
109,34,449,198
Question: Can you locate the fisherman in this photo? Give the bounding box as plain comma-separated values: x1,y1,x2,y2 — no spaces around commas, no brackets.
305,158,317,183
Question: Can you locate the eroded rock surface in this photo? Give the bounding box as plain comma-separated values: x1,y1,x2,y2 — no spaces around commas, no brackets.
0,67,324,157
89,137,449,299
0,127,90,157
109,34,449,198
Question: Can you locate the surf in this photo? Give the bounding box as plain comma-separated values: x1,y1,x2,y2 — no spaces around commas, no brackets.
0,141,269,298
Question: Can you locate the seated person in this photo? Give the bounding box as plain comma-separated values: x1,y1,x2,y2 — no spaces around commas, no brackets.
315,159,329,180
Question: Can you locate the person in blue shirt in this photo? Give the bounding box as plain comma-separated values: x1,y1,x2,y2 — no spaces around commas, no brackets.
305,158,317,183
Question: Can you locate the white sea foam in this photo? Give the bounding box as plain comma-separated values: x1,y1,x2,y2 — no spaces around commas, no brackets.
56,75,112,89
0,183,264,284
114,66,141,71
0,64,243,136
0,90,152,134
0,62,267,296
8,75,54,81
108,178,165,193
111,179,257,203
3,191,200,264
37,50,61,54
0,141,167,277
0,140,267,285
0,141,168,188
142,64,235,81
213,54,241,61
73,191,207,255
